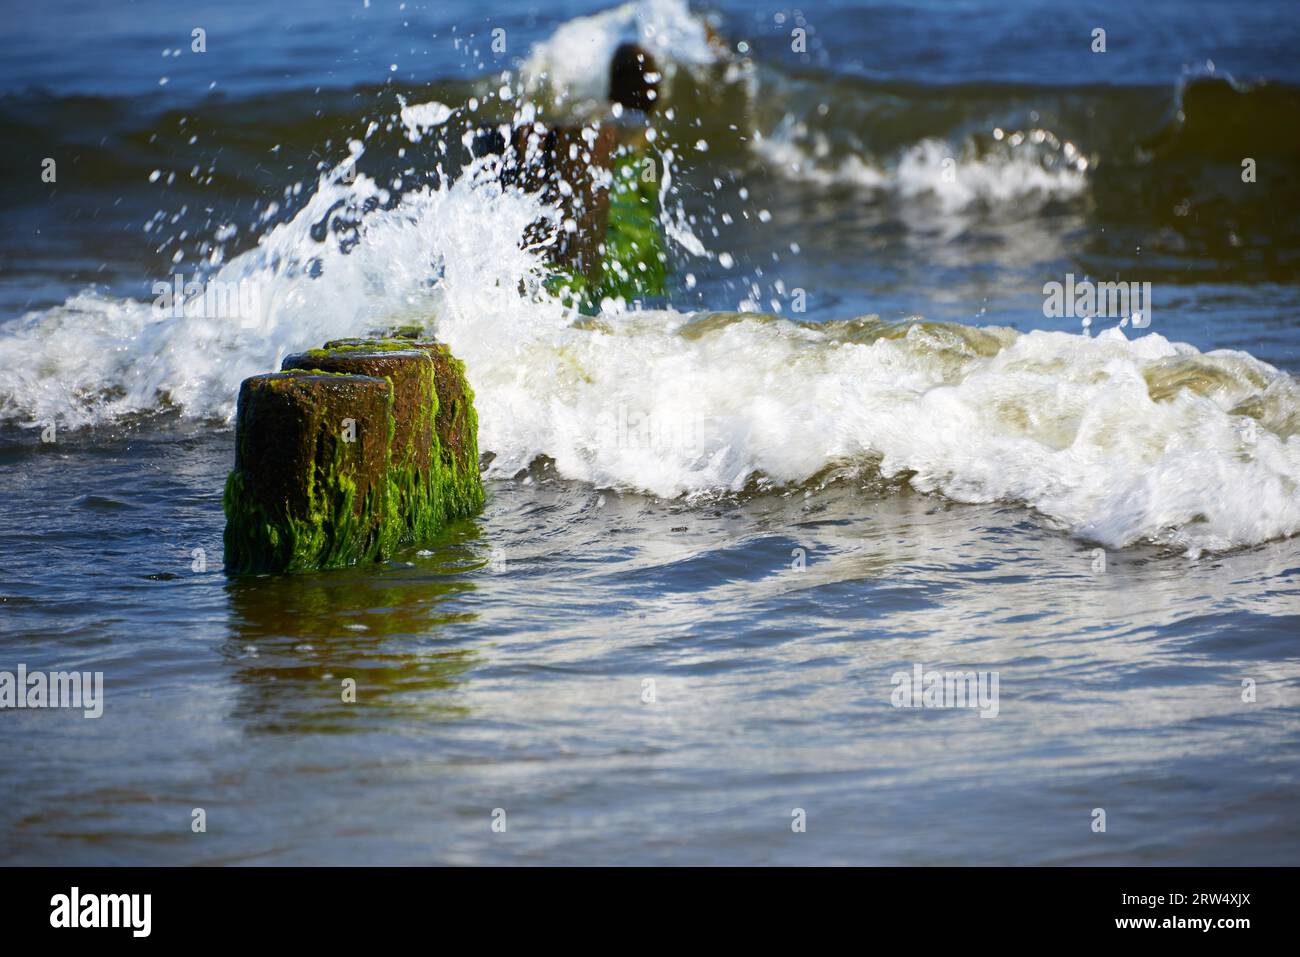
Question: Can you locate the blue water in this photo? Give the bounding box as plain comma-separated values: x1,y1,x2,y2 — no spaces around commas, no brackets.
1,0,1299,865
6,0,1299,96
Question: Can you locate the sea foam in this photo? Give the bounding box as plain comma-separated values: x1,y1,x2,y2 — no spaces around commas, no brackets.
1,3,1297,556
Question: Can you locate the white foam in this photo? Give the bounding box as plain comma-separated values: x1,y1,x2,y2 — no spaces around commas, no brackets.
753,122,887,189
1,7,1296,555
895,138,1087,211
521,0,719,103
0,153,561,429
754,128,1087,210
447,302,1300,554
397,98,454,142
3,141,1296,553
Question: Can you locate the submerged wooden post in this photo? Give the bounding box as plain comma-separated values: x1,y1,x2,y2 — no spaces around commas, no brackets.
476,119,619,287
541,124,619,284
223,339,483,574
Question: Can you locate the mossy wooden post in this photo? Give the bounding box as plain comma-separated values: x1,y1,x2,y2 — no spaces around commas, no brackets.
283,348,440,545
322,338,484,523
223,370,394,574
482,120,618,299
224,338,484,574
547,124,619,284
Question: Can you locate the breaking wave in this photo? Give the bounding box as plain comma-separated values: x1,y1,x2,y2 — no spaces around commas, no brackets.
1,0,1298,555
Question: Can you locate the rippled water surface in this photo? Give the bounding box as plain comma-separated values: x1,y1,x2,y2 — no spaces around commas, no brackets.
2,0,1299,864
4,429,1299,864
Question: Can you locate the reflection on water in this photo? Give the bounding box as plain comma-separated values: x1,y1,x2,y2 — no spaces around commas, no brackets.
223,540,485,733
2,416,1299,865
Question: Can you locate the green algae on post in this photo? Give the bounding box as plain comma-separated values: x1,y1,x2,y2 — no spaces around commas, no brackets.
223,339,484,574
283,348,441,545
322,338,485,523
223,370,394,574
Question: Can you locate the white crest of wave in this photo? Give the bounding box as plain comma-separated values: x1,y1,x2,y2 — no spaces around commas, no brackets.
1,29,1296,554
443,307,1300,555
0,154,560,428
895,139,1087,210
2,149,1297,554
522,0,718,102
754,126,1087,210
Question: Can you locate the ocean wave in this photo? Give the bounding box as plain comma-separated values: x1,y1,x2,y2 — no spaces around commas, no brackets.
2,3,1298,556
450,304,1300,555
2,140,1297,555
752,124,1088,210
521,0,721,103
